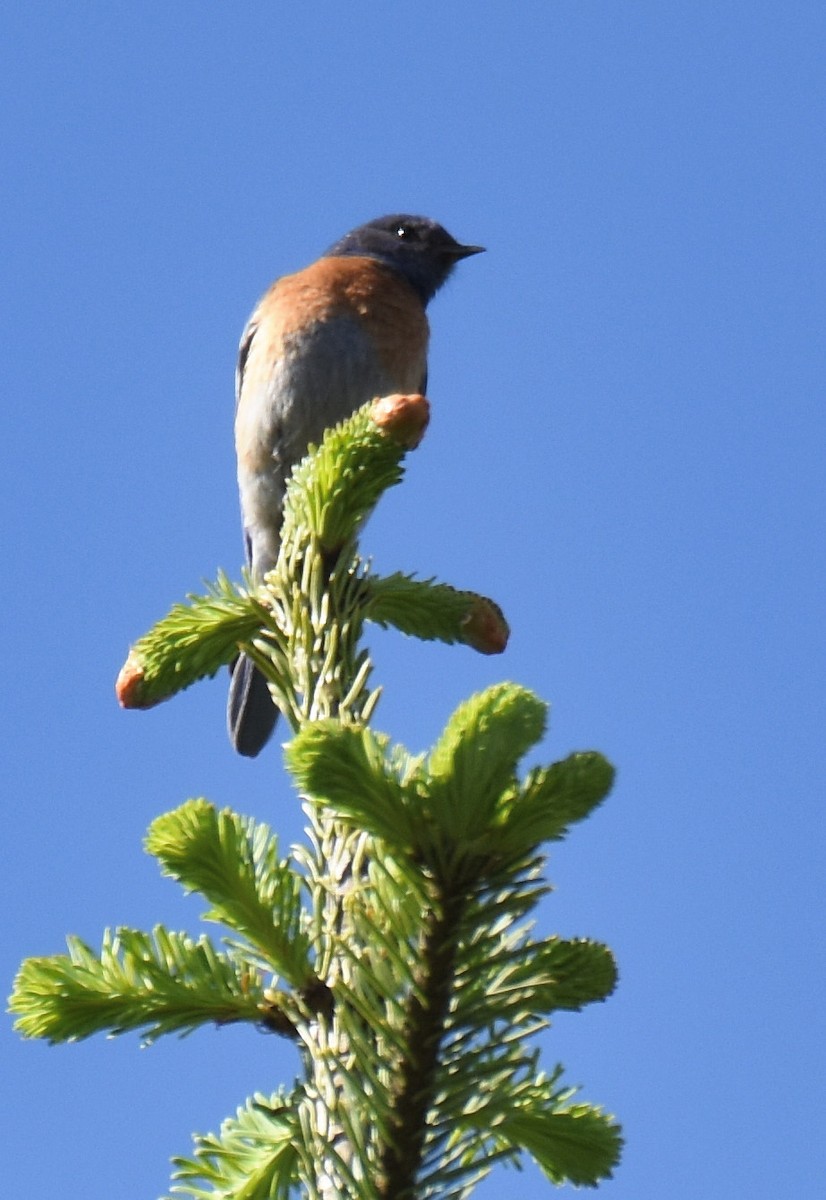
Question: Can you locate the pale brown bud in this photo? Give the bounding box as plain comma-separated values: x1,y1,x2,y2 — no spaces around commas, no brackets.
115,651,156,709
372,392,430,448
461,598,510,655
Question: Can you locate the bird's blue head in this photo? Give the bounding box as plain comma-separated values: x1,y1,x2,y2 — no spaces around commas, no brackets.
326,214,484,305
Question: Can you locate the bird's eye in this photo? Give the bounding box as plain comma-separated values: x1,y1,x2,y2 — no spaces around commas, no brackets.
396,224,417,241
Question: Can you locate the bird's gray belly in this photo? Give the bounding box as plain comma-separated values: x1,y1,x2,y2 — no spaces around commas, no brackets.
238,315,423,574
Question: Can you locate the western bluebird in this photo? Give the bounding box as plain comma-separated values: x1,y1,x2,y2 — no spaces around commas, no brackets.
228,214,484,756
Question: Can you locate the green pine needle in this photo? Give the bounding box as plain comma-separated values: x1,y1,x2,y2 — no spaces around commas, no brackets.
9,927,265,1044
117,574,267,709
280,401,409,553
500,1103,623,1187
426,683,548,838
146,800,313,985
168,1092,300,1200
493,752,616,853
366,572,509,653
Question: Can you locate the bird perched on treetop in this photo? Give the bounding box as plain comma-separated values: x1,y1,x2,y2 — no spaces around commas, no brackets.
228,213,484,756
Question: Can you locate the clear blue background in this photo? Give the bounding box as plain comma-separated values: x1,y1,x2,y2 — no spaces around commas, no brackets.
4,4,824,1197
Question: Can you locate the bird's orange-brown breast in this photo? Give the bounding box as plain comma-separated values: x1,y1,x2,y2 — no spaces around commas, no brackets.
251,255,429,384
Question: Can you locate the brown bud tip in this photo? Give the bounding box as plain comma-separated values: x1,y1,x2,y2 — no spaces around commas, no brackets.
116,651,155,709
461,598,510,655
372,392,430,448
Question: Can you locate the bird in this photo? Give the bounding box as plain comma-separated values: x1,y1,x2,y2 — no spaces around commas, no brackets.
228,214,484,756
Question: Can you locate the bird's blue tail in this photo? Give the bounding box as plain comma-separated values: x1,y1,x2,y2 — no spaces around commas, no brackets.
227,654,278,757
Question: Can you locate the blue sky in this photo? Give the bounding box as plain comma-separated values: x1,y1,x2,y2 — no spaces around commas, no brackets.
3,4,824,1197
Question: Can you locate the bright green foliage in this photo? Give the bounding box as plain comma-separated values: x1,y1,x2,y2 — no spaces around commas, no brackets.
278,402,408,552
496,1091,624,1187
366,572,506,650
10,927,264,1044
119,572,267,708
286,686,614,874
491,753,616,856
171,1092,301,1200
425,683,548,839
10,396,622,1196
146,800,312,984
285,723,423,852
118,403,507,724
282,685,619,1195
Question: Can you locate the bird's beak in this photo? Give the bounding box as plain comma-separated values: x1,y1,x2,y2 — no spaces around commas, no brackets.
447,243,486,259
